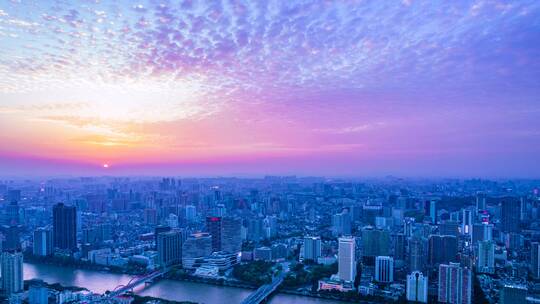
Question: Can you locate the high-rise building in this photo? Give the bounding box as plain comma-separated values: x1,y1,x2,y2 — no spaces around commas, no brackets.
362,205,382,226
393,233,406,261
409,236,426,272
264,215,279,238
166,214,179,228
221,217,242,254
215,204,226,217
438,263,472,304
501,200,521,233
303,236,322,262
206,216,222,252
531,242,540,278
52,203,77,250
406,271,428,303
332,212,351,236
185,205,197,222
461,208,473,235
82,227,98,245
247,218,264,241
428,235,458,266
429,200,438,224
144,208,157,225
28,280,49,304
472,223,493,244
439,221,460,237
477,240,495,273
338,236,356,282
33,228,53,256
157,230,183,267
97,223,113,241
1,251,23,295
375,256,394,283
361,226,390,259
2,225,21,251
6,201,20,225
182,232,213,269
154,225,172,248
505,232,523,251
499,284,527,304
404,217,415,238
476,193,487,211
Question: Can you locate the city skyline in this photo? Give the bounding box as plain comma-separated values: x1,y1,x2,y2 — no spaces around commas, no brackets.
1,0,540,177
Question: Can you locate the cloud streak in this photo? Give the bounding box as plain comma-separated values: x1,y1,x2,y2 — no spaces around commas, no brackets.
0,0,539,176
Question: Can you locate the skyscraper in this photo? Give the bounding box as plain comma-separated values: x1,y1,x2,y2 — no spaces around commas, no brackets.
1,251,23,295
185,205,197,222
406,271,428,303
6,201,20,225
477,240,495,273
438,263,472,304
157,230,183,267
52,203,77,250
28,280,49,304
461,208,473,235
472,223,493,244
332,212,351,236
303,236,322,262
393,233,406,261
375,256,394,283
206,216,222,252
404,217,415,238
429,200,438,224
33,228,53,257
409,236,427,272
499,284,527,304
143,208,157,225
182,232,213,269
2,225,21,251
501,200,521,233
428,235,458,266
247,218,264,242
338,236,356,282
531,242,540,278
439,221,460,237
476,193,487,211
221,217,242,254
361,226,390,260
264,215,279,238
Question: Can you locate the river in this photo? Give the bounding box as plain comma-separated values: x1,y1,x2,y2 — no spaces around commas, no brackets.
24,263,342,304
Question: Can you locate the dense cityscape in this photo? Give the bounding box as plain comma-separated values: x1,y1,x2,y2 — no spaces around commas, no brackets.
0,176,537,303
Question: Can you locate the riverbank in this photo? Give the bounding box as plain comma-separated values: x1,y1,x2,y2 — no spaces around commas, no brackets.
26,279,197,304
24,253,145,276
164,275,368,303
24,261,348,303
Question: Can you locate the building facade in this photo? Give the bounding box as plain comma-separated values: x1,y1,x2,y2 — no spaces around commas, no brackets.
338,236,356,282
375,256,394,283
406,271,428,303
1,251,24,296
52,203,77,250
33,228,53,256
438,263,472,304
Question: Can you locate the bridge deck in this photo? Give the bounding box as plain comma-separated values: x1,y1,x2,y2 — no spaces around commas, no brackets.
240,274,286,304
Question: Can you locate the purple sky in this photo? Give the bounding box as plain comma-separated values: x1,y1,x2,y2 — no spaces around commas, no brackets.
0,1,539,177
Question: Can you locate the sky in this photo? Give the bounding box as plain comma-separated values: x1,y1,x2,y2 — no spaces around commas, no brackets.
0,0,539,177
